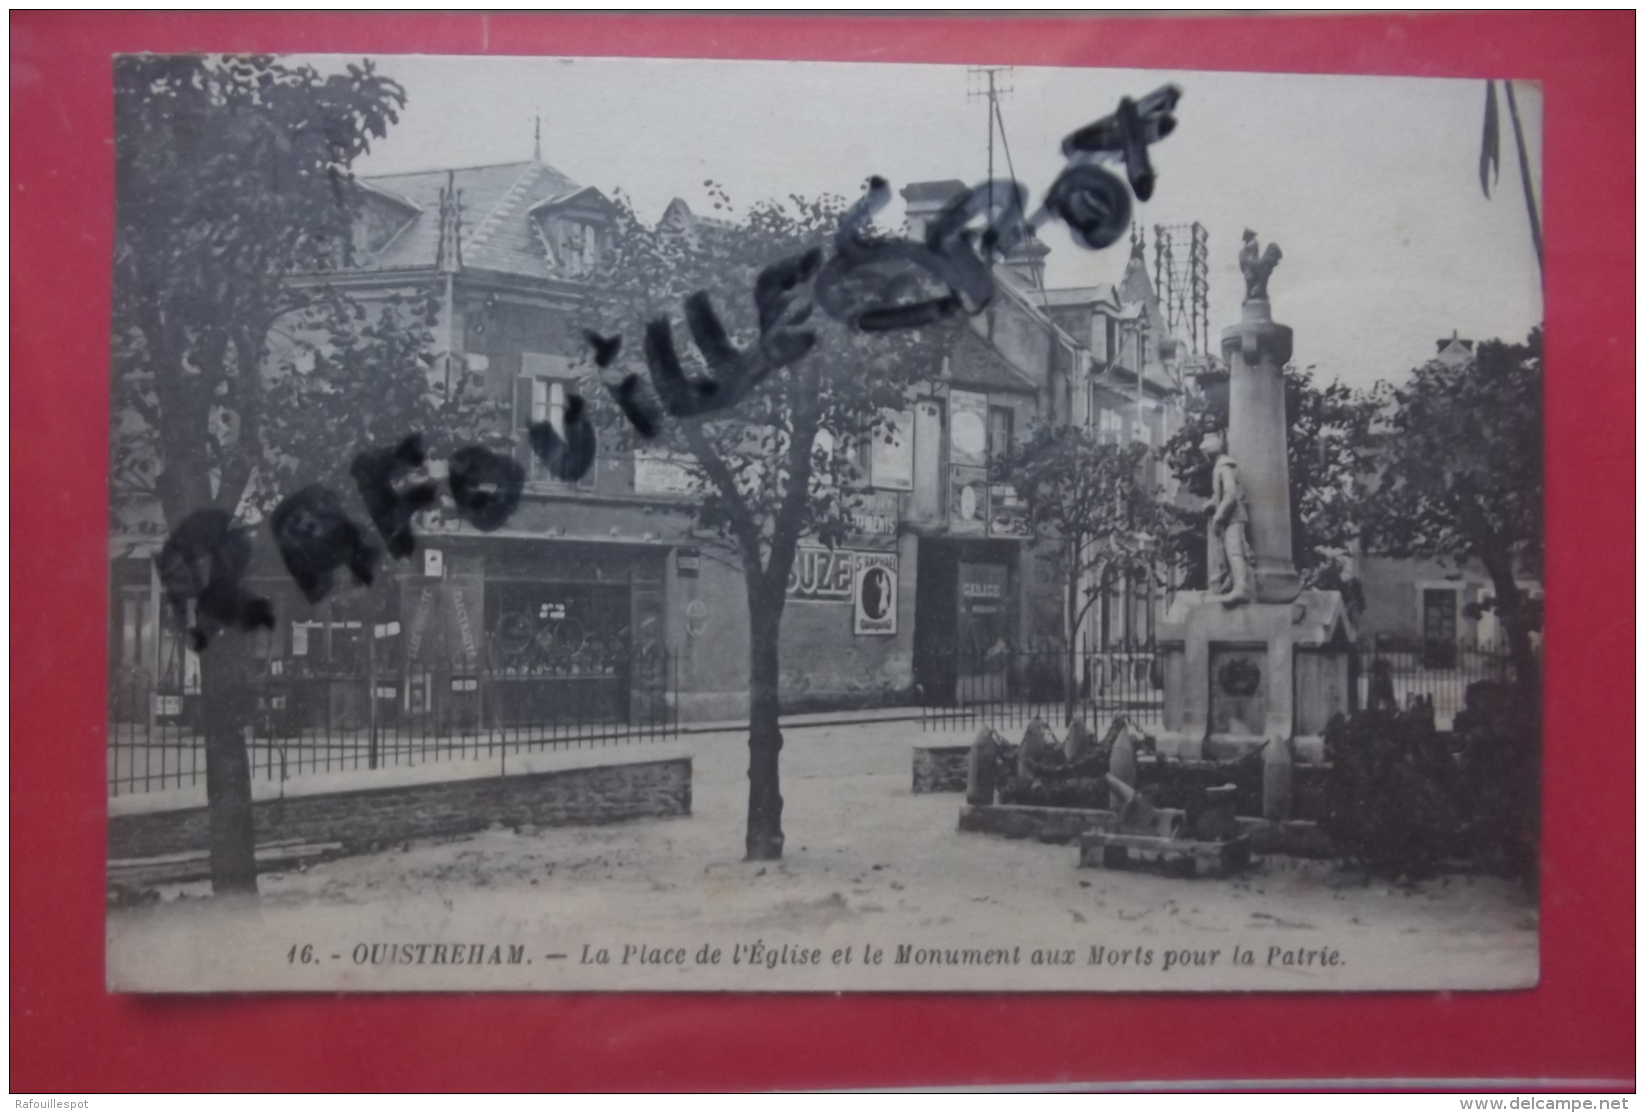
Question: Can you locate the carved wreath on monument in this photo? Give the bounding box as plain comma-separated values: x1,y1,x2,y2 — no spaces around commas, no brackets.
1216,657,1262,697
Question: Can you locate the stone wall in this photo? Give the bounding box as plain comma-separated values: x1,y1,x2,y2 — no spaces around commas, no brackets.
911,745,971,793
109,757,691,862
958,803,1333,858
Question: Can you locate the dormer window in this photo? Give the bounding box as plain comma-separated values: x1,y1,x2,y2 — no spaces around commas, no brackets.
551,218,604,277
350,184,420,261
530,188,618,280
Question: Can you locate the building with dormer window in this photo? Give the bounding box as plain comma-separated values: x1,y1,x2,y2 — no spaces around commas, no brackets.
110,157,1193,736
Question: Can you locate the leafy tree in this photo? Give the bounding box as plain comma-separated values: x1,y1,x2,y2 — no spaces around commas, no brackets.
1358,329,1544,705
1161,363,1380,604
114,54,404,526
1000,426,1169,724
111,55,491,893
586,185,943,860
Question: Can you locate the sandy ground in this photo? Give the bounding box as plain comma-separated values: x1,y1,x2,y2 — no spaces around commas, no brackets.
106,720,1538,993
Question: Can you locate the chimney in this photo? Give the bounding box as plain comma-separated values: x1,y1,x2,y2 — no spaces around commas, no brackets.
899,180,966,242
900,178,1049,287
1003,234,1049,289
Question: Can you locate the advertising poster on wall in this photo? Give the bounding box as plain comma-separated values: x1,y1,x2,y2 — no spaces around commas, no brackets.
849,490,899,537
869,408,914,490
852,553,898,636
988,484,1031,538
633,448,700,496
948,390,989,468
949,464,989,533
785,545,858,602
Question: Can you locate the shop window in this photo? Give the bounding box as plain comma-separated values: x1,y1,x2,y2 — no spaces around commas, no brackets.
815,425,872,488
112,585,199,692
485,581,632,726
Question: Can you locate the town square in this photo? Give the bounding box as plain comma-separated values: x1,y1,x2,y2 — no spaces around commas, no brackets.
103,51,1545,993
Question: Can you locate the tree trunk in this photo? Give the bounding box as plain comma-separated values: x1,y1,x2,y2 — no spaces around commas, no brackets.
1480,552,1541,715
199,632,260,895
1065,555,1080,727
744,581,786,861
1480,550,1542,887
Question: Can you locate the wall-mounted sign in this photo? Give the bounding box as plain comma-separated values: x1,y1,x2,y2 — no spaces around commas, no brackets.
948,390,989,468
675,547,701,578
950,464,988,534
960,562,1009,617
445,577,482,671
685,598,708,638
849,490,899,536
423,548,445,578
786,545,858,602
405,585,437,663
853,553,898,636
634,449,700,496
870,409,914,491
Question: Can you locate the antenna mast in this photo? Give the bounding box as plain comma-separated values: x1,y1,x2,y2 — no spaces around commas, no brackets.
966,65,1024,330
966,65,1015,202
965,66,1045,300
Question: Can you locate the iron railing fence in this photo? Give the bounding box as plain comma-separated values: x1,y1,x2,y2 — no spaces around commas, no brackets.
107,653,679,797
1355,634,1523,731
921,643,1165,735
920,635,1531,737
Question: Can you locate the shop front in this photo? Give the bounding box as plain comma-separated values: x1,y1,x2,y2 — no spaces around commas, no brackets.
407,538,671,732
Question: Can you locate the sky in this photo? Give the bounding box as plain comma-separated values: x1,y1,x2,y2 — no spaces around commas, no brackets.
309,53,1545,392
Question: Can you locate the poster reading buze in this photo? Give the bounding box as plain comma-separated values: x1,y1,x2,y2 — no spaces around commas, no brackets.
106,53,1543,992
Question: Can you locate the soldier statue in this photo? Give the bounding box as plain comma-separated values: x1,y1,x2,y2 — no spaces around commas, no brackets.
1201,431,1253,607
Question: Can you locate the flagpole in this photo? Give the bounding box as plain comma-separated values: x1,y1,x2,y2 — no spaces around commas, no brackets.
1503,80,1544,277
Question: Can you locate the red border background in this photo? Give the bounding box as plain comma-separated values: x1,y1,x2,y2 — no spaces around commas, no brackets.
11,12,1635,1092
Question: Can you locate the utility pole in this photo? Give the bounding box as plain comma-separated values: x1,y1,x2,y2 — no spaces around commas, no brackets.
966,65,1015,212
986,70,994,185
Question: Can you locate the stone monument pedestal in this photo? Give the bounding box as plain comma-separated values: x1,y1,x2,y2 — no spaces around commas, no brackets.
1155,590,1355,766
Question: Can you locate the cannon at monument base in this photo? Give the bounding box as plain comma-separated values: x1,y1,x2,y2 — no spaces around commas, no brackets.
1080,769,1251,879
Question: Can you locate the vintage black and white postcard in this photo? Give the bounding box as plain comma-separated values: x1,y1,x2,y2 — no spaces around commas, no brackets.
105,54,1544,992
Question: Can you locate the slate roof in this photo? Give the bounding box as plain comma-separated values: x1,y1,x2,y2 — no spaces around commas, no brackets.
947,325,1038,394
356,160,582,278
1117,242,1159,311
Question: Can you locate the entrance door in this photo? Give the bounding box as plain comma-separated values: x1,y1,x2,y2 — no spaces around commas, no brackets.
913,542,958,701
956,562,1011,702
1421,588,1458,669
